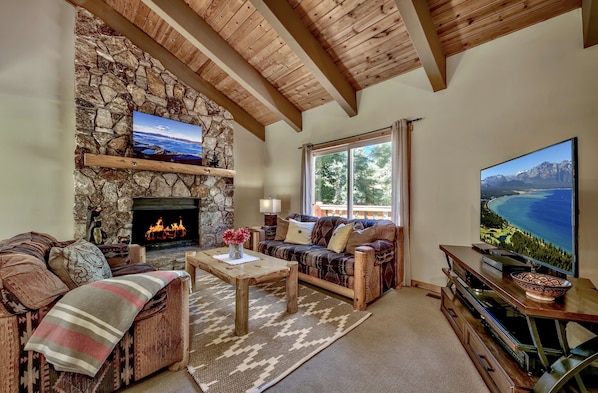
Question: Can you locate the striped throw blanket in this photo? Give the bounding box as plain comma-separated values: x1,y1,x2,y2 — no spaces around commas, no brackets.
25,270,188,377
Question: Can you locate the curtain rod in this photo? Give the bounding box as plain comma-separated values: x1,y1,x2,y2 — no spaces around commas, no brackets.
297,117,422,149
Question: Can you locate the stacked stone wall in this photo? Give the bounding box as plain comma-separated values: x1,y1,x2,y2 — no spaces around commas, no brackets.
72,9,233,247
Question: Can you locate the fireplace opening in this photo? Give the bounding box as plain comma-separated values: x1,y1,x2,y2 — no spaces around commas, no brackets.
132,198,199,250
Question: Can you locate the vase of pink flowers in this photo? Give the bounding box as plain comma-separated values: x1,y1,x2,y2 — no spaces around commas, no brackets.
222,227,250,259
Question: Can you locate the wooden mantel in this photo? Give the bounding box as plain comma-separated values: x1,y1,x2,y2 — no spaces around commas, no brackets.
84,153,236,178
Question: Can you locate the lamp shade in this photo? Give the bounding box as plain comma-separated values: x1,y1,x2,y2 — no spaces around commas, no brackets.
259,198,281,214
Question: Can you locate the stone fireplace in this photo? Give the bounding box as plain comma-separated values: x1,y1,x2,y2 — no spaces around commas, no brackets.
72,9,234,250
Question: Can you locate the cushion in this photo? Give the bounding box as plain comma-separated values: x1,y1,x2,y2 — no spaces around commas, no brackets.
274,216,289,241
348,219,396,242
0,252,69,311
311,216,347,247
48,239,113,289
346,226,377,254
284,219,316,245
327,223,354,253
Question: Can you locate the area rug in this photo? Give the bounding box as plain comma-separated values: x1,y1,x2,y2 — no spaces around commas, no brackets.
187,273,371,393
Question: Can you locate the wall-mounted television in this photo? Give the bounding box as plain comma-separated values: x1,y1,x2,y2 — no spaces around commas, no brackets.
132,111,203,165
480,138,578,277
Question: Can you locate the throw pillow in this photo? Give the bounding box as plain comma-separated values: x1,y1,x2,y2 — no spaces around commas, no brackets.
327,223,354,253
284,219,316,245
0,252,69,311
346,226,377,254
48,239,113,289
274,216,289,241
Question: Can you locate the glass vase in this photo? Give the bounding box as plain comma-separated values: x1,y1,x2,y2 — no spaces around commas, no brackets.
228,243,244,259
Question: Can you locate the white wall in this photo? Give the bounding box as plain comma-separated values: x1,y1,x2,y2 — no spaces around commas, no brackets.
233,121,266,227
0,0,75,240
262,9,598,286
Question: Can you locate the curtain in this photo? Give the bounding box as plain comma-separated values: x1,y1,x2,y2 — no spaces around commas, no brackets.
300,143,313,215
391,119,412,287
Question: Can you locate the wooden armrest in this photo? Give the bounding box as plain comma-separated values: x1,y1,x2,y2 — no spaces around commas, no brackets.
128,244,146,264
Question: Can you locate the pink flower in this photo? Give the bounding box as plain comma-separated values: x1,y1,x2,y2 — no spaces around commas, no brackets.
222,228,250,245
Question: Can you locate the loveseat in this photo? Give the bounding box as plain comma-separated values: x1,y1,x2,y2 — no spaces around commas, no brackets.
255,214,403,310
0,232,190,393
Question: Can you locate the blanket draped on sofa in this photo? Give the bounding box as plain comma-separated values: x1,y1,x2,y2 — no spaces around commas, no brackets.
25,270,188,377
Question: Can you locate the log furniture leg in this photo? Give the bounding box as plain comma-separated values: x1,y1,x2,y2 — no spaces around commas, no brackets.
235,274,250,336
185,258,196,291
287,261,298,314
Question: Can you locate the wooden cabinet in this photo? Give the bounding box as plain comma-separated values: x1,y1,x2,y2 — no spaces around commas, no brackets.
441,286,535,392
440,245,598,393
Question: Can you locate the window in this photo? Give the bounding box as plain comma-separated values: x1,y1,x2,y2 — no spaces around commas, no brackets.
312,136,391,219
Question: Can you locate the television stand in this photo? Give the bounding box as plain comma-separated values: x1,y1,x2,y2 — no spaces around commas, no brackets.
440,245,598,393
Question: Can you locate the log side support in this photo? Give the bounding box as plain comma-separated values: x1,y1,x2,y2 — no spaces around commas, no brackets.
168,275,190,370
353,249,371,311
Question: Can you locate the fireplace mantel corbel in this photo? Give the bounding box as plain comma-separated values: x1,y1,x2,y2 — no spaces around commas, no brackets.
84,153,235,178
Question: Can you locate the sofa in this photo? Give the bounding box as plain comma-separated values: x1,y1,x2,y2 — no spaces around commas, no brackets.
0,232,190,393
255,214,403,310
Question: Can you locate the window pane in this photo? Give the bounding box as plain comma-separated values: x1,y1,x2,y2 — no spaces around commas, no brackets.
351,142,392,219
314,151,348,217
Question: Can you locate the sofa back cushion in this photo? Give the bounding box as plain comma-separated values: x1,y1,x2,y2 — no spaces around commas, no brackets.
286,213,319,223
311,216,347,247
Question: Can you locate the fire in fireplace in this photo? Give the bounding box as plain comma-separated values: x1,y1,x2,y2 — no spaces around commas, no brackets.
144,216,187,241
132,198,199,249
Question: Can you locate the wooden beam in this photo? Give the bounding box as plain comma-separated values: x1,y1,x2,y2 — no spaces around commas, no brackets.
84,153,236,178
583,0,598,48
395,0,447,92
142,0,303,133
65,0,266,141
250,0,358,117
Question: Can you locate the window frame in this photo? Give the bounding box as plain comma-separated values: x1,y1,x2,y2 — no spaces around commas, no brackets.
311,134,392,219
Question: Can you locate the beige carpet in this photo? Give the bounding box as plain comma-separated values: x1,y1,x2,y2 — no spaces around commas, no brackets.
120,278,489,393
186,273,371,393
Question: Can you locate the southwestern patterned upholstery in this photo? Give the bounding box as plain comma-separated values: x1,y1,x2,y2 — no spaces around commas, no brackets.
258,214,403,310
0,232,189,393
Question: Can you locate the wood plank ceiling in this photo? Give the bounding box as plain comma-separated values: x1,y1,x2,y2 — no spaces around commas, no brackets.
67,0,595,140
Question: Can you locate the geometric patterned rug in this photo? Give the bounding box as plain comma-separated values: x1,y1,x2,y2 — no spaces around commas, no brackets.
187,273,371,393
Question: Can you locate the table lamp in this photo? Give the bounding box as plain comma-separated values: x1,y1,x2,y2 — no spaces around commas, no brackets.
259,197,281,226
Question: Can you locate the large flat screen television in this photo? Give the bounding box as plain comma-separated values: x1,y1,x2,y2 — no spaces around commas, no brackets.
480,138,578,277
132,111,203,165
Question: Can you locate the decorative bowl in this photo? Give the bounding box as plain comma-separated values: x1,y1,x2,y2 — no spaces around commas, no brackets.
510,272,572,302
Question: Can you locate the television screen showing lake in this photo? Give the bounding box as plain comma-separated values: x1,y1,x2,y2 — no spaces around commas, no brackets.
486,189,572,253
132,111,202,165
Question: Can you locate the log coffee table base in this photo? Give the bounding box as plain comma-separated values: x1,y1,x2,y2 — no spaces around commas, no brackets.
185,247,298,336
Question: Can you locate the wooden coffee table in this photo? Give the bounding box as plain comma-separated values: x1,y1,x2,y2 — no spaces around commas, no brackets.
185,247,298,336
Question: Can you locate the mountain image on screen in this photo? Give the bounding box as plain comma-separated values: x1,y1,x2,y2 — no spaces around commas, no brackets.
481,161,573,195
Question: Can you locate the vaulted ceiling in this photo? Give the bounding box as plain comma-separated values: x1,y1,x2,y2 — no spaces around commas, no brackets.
66,0,597,140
